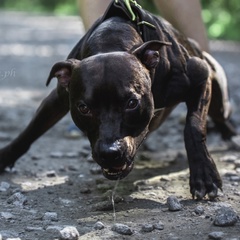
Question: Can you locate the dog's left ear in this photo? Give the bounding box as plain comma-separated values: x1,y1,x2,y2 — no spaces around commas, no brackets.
46,59,81,90
131,40,171,69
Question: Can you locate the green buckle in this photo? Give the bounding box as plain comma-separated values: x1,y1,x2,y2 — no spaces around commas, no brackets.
114,0,156,29
115,0,142,21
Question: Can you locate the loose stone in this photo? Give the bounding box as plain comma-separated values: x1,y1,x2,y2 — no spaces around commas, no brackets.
94,221,105,230
208,231,224,239
141,224,154,232
213,207,238,226
167,196,182,211
111,223,133,235
59,226,80,240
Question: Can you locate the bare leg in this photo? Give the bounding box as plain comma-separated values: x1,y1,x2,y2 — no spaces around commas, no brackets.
153,0,209,52
78,0,112,30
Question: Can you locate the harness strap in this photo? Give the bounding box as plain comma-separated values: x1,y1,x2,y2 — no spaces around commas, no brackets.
101,0,158,42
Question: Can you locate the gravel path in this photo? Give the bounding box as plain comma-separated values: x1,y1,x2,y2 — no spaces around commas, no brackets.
0,11,240,240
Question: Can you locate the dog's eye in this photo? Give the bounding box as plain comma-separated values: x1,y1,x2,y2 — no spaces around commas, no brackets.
126,99,139,110
77,104,91,115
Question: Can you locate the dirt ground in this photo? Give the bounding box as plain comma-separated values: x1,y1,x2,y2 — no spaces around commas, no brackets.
0,11,240,240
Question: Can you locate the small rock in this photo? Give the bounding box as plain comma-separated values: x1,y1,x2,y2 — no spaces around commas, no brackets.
80,149,90,158
90,166,102,175
0,181,10,192
25,227,43,232
92,201,113,211
229,176,240,182
208,231,224,239
153,221,164,230
50,151,64,158
111,223,133,235
65,152,79,158
194,205,205,215
43,212,58,222
94,221,105,230
220,155,237,163
80,187,91,194
59,226,80,240
1,212,14,220
46,170,57,178
67,165,79,171
141,224,154,232
31,154,41,160
167,196,182,211
7,192,27,207
213,207,238,226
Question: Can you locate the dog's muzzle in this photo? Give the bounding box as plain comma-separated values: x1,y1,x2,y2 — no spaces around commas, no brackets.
93,140,135,180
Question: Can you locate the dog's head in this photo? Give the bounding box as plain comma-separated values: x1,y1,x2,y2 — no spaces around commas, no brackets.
47,41,169,180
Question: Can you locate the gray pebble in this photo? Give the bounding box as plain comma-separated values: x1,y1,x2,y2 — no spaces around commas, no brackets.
90,166,102,175
0,181,10,192
213,207,238,226
80,187,91,194
43,212,58,222
92,201,113,211
153,221,164,230
194,205,205,215
65,151,79,158
1,212,14,220
25,227,44,232
208,231,224,239
141,224,154,232
46,170,57,178
50,151,64,158
59,226,80,240
229,176,240,182
94,221,105,230
167,196,182,211
7,192,27,207
220,155,237,163
67,165,79,171
111,223,133,235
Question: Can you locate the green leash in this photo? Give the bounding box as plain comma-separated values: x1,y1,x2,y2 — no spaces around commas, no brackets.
115,0,142,21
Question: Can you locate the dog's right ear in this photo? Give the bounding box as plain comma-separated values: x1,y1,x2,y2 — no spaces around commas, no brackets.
46,59,81,90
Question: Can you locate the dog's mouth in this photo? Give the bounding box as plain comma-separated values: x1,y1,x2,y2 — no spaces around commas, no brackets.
102,162,134,180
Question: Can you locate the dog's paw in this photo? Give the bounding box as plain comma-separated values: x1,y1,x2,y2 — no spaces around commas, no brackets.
0,146,18,173
189,163,222,200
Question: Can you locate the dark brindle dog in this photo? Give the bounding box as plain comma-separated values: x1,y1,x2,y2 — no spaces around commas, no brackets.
0,0,237,199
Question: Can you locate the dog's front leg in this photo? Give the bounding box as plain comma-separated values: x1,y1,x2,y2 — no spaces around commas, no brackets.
184,57,222,200
0,86,69,172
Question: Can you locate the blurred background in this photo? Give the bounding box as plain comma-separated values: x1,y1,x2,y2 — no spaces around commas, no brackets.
0,0,239,41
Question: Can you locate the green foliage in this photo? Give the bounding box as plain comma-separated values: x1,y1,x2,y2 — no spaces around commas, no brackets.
0,0,239,40
202,0,240,41
0,0,78,15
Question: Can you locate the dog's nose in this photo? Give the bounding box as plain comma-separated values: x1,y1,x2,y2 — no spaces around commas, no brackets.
98,141,123,166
